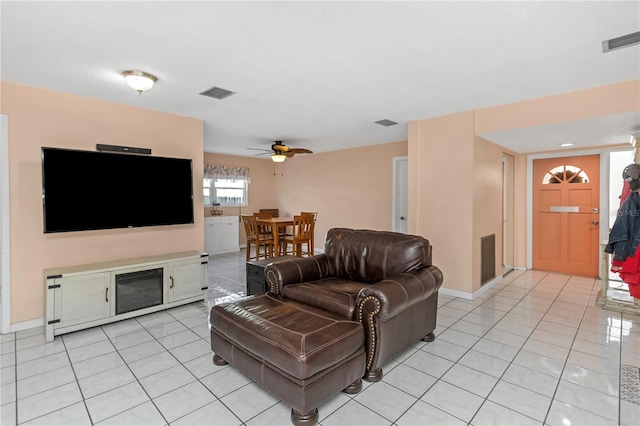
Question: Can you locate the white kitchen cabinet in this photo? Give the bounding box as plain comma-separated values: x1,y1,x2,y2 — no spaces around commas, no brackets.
45,251,208,341
205,215,240,255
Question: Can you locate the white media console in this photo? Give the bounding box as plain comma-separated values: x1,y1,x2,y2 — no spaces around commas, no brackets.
45,250,208,342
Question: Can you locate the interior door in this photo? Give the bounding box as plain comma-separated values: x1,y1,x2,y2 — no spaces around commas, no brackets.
394,157,408,233
533,155,600,276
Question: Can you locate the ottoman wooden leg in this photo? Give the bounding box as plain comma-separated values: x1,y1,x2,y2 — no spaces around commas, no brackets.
342,378,362,394
421,332,435,342
291,408,318,426
213,354,228,366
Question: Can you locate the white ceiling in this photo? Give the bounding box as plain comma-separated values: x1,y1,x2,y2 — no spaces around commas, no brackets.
1,1,639,156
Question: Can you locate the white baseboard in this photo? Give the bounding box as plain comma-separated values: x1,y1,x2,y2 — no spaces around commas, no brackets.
11,317,44,333
439,275,503,301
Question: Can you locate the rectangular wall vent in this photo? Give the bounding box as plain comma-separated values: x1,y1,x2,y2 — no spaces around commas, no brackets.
375,119,398,127
481,234,496,285
603,31,640,52
199,86,236,100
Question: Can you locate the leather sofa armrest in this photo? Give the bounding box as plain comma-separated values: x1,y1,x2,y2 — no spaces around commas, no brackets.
356,265,443,321
265,254,332,294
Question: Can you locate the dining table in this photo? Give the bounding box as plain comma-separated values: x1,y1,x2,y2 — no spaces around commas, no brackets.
255,217,294,257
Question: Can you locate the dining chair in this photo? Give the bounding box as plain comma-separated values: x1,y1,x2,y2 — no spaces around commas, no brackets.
279,212,316,253
300,212,317,253
253,212,274,237
280,215,314,257
259,208,279,218
242,214,274,261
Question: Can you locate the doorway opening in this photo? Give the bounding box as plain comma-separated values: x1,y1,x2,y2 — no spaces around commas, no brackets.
502,154,515,275
393,157,408,233
602,149,638,306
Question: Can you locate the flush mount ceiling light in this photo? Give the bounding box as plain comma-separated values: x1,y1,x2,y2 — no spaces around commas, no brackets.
271,154,286,163
122,70,157,93
559,143,574,147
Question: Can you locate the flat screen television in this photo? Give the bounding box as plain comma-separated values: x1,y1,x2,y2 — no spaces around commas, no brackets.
42,147,194,233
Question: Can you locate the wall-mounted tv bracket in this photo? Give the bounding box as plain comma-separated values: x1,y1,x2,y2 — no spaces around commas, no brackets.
96,144,152,155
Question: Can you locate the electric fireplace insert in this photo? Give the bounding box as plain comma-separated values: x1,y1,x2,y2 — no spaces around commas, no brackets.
115,268,163,315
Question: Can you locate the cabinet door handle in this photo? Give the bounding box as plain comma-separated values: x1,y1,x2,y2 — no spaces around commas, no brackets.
105,288,109,302
170,276,174,289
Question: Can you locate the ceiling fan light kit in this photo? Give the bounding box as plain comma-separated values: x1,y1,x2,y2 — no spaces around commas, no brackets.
122,70,157,93
248,141,313,162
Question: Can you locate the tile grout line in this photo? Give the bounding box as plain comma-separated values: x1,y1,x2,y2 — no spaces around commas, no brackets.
361,274,520,424
355,269,536,424
413,271,576,424
84,306,216,425
545,278,622,424
541,277,611,425
11,305,208,425
441,270,552,424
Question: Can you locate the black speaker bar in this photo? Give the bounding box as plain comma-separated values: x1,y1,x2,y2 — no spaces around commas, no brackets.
96,144,152,155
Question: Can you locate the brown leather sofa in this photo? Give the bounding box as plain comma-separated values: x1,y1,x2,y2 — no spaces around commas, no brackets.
210,228,443,425
265,228,444,381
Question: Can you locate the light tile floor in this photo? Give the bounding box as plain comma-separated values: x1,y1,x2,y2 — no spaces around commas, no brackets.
1,250,639,425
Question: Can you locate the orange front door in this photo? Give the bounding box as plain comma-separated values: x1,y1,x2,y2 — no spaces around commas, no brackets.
533,155,600,276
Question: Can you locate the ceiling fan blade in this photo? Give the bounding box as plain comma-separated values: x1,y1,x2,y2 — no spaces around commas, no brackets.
284,152,295,157
253,152,270,157
288,148,313,154
247,148,272,152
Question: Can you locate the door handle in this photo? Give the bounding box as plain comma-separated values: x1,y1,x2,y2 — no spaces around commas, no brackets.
591,221,599,225
105,288,109,302
170,276,174,289
400,216,406,220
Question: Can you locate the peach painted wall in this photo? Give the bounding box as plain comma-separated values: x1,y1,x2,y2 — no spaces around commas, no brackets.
272,141,408,247
202,152,275,243
1,82,204,324
472,137,504,290
409,111,475,293
475,79,640,134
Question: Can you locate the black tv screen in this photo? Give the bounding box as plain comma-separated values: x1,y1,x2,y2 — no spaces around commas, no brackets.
42,147,194,233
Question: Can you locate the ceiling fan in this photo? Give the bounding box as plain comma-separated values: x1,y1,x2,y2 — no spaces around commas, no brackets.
247,141,313,162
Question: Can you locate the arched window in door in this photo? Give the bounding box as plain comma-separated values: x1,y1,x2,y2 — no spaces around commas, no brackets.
543,165,590,184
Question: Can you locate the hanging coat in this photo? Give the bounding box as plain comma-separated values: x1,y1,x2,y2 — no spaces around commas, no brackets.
605,192,640,261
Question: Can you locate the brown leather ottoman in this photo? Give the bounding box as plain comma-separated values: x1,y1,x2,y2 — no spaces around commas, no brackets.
210,293,366,425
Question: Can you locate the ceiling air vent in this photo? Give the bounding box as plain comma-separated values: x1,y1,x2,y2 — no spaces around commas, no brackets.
375,119,398,127
602,31,640,53
199,86,236,100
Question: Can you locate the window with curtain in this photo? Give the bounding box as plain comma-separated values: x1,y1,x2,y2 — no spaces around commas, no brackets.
203,165,250,206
